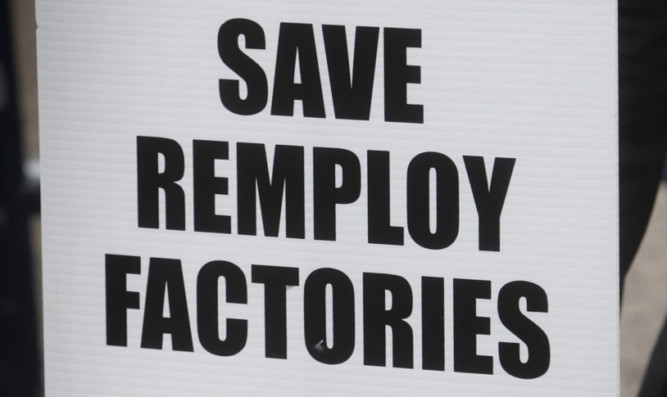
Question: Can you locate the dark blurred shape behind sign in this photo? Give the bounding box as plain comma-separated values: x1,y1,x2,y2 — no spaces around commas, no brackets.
0,1,40,396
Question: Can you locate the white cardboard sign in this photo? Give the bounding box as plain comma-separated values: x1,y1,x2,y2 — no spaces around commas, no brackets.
38,1,619,396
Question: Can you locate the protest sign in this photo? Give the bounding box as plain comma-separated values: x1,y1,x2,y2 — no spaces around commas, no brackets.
38,1,618,395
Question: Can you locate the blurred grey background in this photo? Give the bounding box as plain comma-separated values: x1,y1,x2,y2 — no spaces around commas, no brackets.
2,0,666,396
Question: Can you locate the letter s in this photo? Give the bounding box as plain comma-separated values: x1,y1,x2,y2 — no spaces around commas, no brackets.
218,18,268,115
